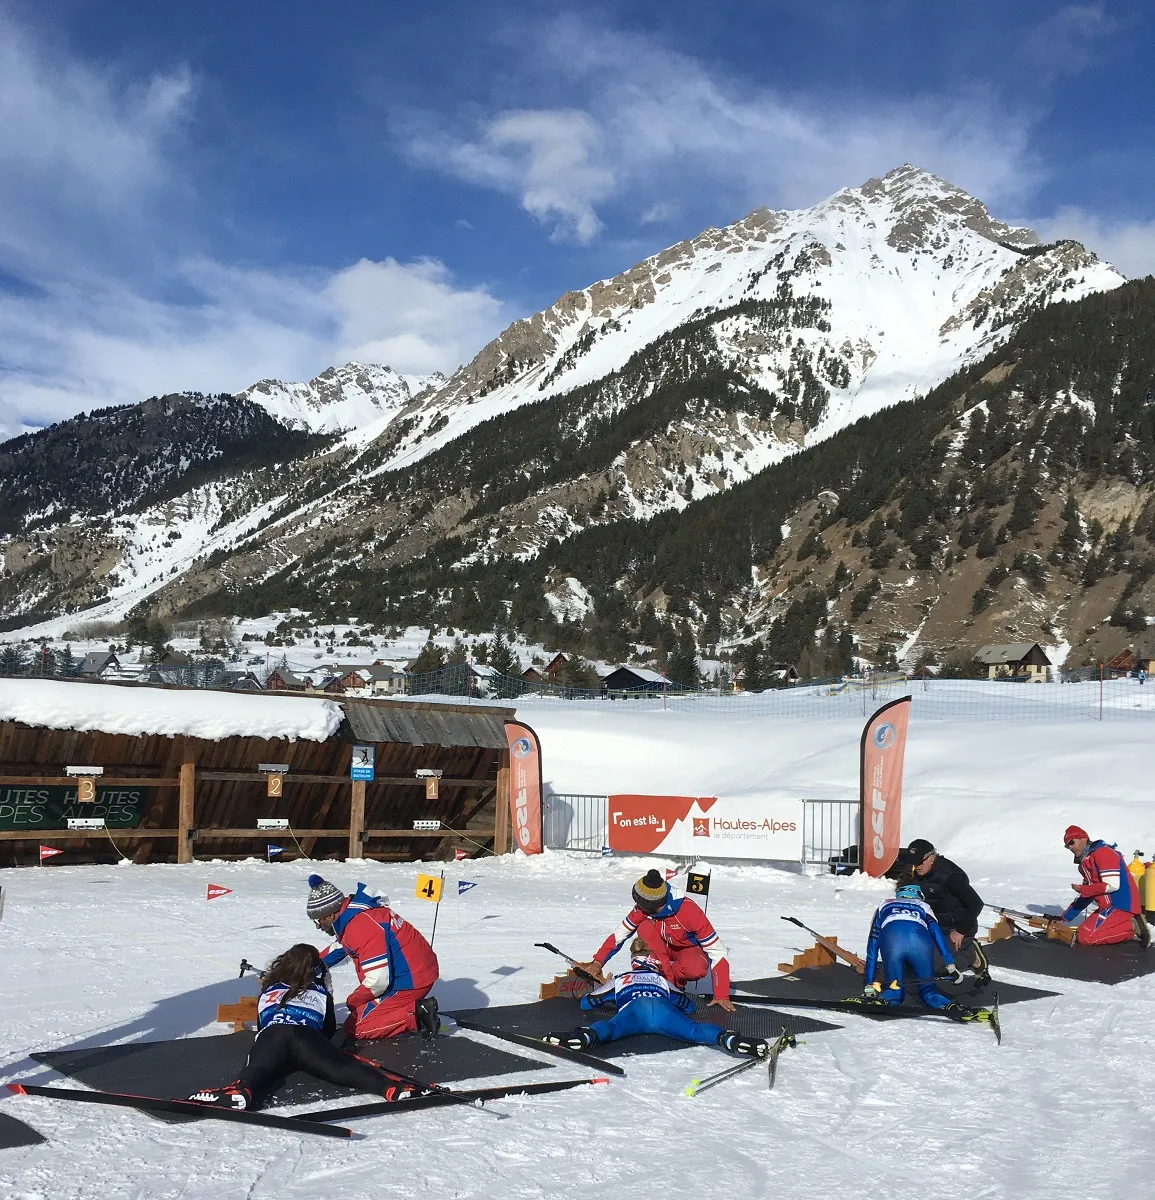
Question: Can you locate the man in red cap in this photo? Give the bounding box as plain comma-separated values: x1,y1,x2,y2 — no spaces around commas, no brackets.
1057,826,1143,946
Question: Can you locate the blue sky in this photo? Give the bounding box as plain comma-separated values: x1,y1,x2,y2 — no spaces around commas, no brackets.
1,0,1152,439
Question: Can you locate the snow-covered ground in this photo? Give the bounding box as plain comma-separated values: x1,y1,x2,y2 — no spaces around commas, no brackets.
3,703,1155,1196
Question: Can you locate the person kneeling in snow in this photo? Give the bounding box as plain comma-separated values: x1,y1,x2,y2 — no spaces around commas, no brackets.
548,938,766,1057
1056,826,1147,946
578,869,735,1012
307,875,440,1039
188,944,420,1111
864,883,977,1021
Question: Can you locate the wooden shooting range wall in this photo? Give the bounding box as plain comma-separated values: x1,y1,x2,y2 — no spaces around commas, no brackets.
0,686,514,867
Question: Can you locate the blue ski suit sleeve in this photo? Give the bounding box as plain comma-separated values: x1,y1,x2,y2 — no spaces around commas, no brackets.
1061,894,1092,923
579,978,618,1011
321,944,348,969
864,910,883,986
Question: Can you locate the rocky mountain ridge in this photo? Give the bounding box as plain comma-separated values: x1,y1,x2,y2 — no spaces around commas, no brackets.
0,166,1132,667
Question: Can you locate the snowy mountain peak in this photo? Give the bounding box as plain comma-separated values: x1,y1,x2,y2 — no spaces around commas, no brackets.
366,164,1122,474
239,362,422,434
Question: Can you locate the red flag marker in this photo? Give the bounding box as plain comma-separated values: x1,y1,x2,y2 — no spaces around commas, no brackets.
454,848,469,861
664,867,679,880
39,845,64,863
206,884,232,901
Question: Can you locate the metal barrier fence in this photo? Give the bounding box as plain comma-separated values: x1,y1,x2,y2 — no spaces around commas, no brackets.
802,798,860,870
543,792,609,853
542,792,861,871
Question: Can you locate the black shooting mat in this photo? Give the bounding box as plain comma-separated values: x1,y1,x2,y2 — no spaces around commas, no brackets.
735,964,1058,1008
448,996,839,1057
983,934,1155,984
32,1029,547,1110
0,1110,47,1150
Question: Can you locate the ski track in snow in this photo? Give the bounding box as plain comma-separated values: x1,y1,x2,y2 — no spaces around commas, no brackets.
4,707,1155,1195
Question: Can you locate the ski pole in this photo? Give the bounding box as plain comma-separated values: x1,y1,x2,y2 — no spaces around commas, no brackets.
238,958,259,979
534,942,602,985
881,974,967,989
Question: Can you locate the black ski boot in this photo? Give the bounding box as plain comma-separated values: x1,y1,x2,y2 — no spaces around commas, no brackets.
718,1031,770,1058
545,1027,596,1051
1133,914,1152,949
970,941,993,989
187,1081,253,1110
943,1002,979,1023
416,996,441,1039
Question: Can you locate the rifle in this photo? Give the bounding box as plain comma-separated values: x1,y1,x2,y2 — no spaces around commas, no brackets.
988,906,1076,945
781,916,866,972
238,958,259,979
534,942,603,986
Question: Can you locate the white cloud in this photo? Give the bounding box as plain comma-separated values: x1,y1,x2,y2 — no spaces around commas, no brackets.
0,14,512,442
0,12,192,279
409,108,613,243
402,17,1041,241
1026,4,1119,80
1032,207,1155,279
0,255,511,441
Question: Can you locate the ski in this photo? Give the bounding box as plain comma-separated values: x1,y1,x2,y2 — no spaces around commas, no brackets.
766,1027,798,1091
991,993,1001,1044
6,1083,352,1138
732,993,918,1019
684,1055,761,1097
734,993,995,1030
451,1017,626,1076
299,1076,607,1122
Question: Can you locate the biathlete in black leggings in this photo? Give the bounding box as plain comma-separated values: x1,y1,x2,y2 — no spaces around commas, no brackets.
188,944,420,1111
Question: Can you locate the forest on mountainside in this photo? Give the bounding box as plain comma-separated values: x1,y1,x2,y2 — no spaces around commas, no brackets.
0,393,329,535
181,279,1155,679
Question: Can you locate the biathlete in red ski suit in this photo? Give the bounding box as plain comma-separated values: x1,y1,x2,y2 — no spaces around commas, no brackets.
307,875,440,1039
582,869,734,1010
1060,825,1140,946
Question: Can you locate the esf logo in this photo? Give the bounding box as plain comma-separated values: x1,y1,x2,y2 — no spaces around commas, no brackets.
692,817,710,837
510,737,532,759
873,723,896,750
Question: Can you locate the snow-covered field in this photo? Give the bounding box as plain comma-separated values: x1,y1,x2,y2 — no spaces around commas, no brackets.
3,704,1155,1197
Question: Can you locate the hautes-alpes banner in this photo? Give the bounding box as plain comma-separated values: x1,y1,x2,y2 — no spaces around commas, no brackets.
505,721,543,855
859,695,912,877
607,795,803,860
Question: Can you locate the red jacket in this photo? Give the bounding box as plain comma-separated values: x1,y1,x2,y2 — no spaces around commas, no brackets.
321,885,439,1009
1062,841,1139,922
594,894,730,999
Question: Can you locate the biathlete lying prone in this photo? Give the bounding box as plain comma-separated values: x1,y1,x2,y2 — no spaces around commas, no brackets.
189,944,419,1111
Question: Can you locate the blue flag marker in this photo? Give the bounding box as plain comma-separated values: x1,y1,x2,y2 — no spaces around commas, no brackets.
267,844,285,858
458,880,478,895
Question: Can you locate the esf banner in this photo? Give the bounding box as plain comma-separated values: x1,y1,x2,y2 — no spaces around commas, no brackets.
607,795,803,860
0,785,149,831
505,720,543,855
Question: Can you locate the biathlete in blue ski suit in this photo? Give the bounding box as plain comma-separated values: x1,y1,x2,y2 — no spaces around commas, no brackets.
864,884,967,1013
547,939,766,1057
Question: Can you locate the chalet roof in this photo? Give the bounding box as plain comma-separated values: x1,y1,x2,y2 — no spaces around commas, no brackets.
267,667,306,686
975,643,1049,665
605,665,666,684
341,700,512,749
79,652,117,674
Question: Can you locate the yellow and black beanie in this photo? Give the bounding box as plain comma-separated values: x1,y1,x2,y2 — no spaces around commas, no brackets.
632,869,667,907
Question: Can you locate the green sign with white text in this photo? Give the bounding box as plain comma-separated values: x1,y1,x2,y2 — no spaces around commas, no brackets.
0,785,150,831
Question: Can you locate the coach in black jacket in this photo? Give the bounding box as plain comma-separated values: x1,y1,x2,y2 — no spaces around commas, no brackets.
908,839,989,980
